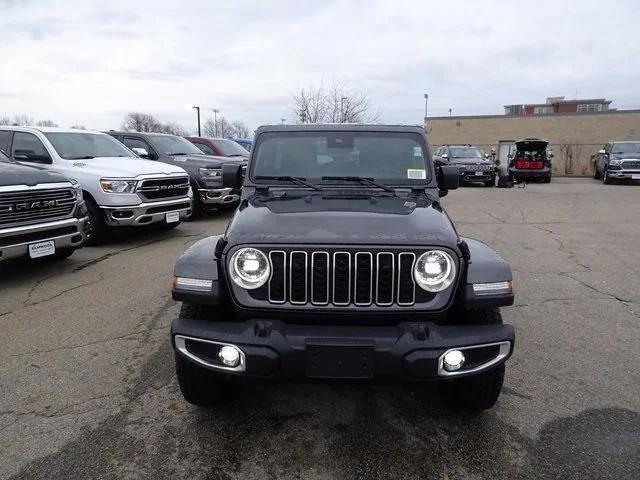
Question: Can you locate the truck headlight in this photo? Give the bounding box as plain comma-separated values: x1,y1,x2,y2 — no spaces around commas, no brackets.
70,179,83,200
230,248,270,289
413,250,456,292
199,168,222,178
609,158,623,166
100,179,137,194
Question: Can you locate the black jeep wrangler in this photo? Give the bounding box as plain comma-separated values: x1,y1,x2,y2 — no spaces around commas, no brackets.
171,125,515,410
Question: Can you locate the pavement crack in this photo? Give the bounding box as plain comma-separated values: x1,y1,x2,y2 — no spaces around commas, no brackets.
72,240,158,272
23,277,104,308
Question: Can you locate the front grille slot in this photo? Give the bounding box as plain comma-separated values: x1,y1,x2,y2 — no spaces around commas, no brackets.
0,188,75,226
622,161,640,169
137,178,189,201
264,248,422,307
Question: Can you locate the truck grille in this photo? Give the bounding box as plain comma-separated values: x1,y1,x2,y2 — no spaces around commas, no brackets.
137,177,190,201
622,160,640,169
256,248,437,307
0,188,75,227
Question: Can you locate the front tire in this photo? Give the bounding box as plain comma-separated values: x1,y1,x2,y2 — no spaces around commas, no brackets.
84,198,109,245
174,303,231,406
602,168,613,185
438,307,505,410
593,164,601,179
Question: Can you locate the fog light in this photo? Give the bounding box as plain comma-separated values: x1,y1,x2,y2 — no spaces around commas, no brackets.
443,350,465,372
218,345,241,367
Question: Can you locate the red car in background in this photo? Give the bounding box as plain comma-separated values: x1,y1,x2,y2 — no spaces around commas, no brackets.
185,136,249,159
508,138,553,183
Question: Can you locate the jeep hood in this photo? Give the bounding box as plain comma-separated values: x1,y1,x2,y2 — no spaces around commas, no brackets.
225,194,460,247
68,157,187,177
2,161,70,187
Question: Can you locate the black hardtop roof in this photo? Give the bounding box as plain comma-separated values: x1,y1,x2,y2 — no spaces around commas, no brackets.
255,124,426,135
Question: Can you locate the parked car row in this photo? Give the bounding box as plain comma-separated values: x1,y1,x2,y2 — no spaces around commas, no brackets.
0,126,249,264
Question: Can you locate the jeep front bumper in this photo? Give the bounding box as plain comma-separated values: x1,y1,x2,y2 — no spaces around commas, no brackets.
101,198,192,226
0,216,88,262
172,317,515,381
197,188,240,207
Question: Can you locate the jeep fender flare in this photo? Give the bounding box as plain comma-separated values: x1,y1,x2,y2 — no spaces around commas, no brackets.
172,235,226,306
459,237,514,308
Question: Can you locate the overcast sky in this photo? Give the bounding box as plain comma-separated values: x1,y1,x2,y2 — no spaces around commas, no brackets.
1,0,639,133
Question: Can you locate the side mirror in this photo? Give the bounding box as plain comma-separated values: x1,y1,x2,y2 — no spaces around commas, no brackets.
598,149,606,155
222,162,243,189
437,165,459,197
131,147,150,158
14,149,52,164
441,153,449,160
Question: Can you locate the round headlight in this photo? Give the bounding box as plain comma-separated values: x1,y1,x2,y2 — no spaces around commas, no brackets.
413,250,456,292
230,248,270,289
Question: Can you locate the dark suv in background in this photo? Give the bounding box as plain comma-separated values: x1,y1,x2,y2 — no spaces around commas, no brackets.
107,131,245,213
185,136,249,159
593,141,640,184
433,145,496,187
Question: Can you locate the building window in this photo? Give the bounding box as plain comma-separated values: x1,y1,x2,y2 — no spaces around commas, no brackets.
577,103,603,113
533,106,553,115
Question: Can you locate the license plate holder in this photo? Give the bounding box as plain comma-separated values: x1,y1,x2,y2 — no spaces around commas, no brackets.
475,171,484,176
29,240,55,259
165,211,180,223
306,344,374,379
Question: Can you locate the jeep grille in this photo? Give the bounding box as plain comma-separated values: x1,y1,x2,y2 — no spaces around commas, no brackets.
241,247,444,308
0,188,75,227
137,177,190,201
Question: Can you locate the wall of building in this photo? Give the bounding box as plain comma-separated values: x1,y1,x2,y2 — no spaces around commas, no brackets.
426,110,640,175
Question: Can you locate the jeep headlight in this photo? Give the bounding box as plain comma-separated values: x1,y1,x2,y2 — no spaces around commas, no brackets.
413,250,456,292
100,179,137,194
230,248,270,289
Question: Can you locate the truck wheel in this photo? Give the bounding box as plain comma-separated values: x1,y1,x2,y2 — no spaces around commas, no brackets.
438,307,505,410
84,198,109,245
602,169,613,185
593,165,601,179
174,353,230,406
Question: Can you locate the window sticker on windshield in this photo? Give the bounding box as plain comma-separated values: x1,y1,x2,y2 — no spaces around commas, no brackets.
413,147,422,157
407,169,426,179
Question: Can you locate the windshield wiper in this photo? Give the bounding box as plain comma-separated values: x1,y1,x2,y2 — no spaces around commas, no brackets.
254,175,323,191
68,155,95,159
321,176,400,197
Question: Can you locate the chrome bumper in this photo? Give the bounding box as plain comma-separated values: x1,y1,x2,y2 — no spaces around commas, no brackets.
0,216,88,262
606,169,640,178
198,188,240,206
101,197,192,226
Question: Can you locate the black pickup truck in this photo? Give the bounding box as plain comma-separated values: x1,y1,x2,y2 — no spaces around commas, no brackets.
107,131,246,214
170,124,515,411
0,150,88,263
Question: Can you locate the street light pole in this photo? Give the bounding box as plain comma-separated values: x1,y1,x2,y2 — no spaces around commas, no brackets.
212,109,219,137
424,94,428,118
192,106,201,136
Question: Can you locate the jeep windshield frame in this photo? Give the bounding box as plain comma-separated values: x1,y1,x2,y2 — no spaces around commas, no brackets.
249,129,433,187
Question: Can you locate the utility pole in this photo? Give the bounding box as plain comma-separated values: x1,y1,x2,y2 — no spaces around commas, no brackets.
192,106,201,136
281,118,286,124
424,94,428,118
212,109,220,137
449,108,452,117
340,96,347,123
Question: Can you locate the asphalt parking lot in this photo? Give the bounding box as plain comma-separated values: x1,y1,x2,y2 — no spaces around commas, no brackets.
1,177,639,480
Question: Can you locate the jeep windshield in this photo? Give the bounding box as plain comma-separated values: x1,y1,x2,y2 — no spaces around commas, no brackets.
251,131,430,185
148,135,206,156
611,142,640,154
449,147,483,159
44,132,135,160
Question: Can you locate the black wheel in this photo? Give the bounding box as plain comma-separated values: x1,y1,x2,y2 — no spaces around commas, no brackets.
84,198,109,245
602,168,613,185
438,307,505,410
593,164,601,179
174,303,231,406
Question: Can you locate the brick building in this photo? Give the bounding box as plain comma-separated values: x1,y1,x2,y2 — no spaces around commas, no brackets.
426,107,640,176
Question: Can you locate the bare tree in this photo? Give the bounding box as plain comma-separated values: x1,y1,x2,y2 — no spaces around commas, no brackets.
159,121,188,136
0,116,11,125
36,119,58,127
70,125,87,130
230,120,250,138
293,81,380,124
121,112,162,132
203,116,235,138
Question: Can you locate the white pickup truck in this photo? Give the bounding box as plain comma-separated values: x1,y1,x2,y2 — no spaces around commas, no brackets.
0,127,193,244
